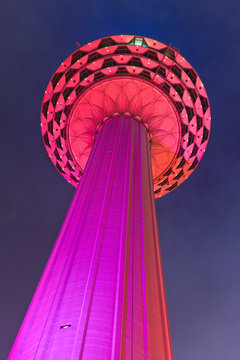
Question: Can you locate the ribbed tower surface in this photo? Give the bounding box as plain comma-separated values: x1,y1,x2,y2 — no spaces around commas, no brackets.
8,35,210,360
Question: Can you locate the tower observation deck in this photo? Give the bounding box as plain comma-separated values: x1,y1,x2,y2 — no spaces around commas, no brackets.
8,35,211,359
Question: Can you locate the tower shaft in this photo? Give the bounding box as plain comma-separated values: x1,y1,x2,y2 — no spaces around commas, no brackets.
9,116,172,360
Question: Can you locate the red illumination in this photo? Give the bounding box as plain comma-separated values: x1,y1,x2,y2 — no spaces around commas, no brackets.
41,35,211,198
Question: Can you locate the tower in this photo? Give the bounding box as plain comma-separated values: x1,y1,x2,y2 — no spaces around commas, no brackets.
8,35,211,359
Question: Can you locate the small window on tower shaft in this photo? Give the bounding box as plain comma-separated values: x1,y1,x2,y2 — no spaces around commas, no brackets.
60,324,71,329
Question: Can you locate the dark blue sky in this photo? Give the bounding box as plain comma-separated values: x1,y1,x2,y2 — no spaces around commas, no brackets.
0,0,239,359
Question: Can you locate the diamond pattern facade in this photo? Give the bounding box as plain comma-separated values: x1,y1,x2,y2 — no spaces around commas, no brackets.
41,35,211,197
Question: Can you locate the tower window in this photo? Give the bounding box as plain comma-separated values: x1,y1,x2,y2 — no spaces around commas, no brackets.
134,37,144,46
128,37,148,48
60,324,71,329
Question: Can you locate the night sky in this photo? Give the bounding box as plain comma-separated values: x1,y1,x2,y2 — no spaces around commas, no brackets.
0,0,240,359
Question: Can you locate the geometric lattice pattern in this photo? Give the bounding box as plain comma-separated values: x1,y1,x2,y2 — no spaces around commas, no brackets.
41,35,211,197
69,78,181,192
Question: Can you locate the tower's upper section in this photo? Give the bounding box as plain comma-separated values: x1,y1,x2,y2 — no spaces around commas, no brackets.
41,35,211,198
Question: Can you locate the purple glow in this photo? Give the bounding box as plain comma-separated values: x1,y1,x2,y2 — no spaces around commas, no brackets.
8,116,172,359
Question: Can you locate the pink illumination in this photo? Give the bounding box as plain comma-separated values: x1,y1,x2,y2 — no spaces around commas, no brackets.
68,78,180,186
8,116,172,359
40,35,211,197
9,35,211,359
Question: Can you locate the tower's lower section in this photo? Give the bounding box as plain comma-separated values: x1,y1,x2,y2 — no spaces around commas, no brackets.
9,116,173,359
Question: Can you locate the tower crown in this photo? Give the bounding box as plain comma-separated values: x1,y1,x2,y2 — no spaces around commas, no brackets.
41,35,211,197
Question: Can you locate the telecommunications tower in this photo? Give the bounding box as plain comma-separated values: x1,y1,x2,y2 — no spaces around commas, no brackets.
8,35,211,359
